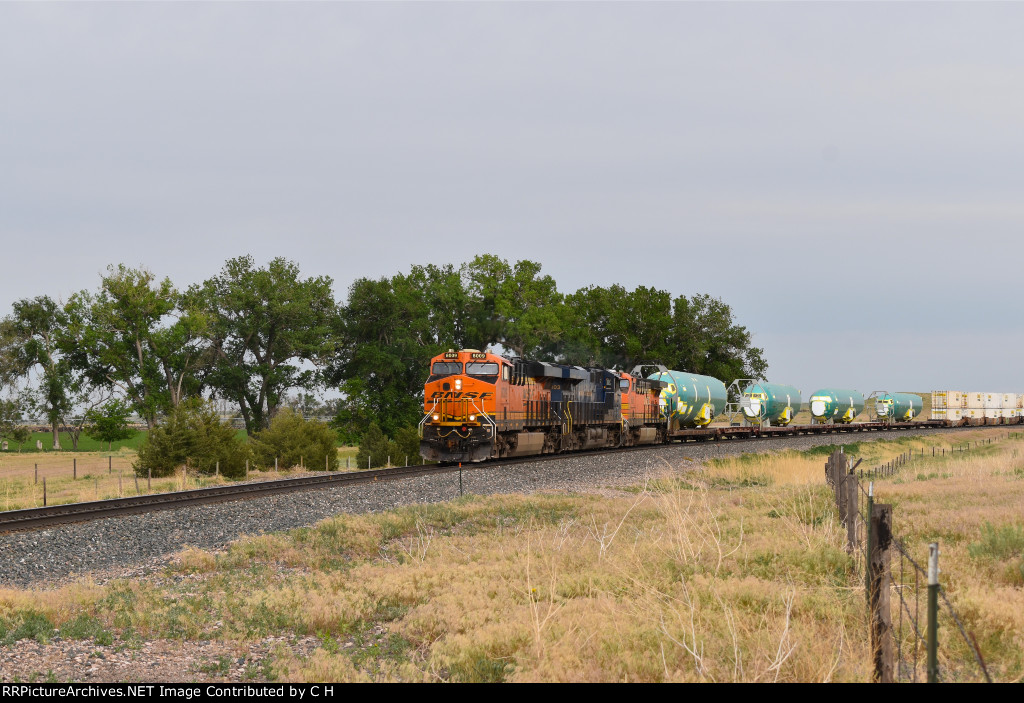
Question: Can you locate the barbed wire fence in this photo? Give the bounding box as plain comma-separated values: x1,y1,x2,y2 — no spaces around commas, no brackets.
825,445,993,683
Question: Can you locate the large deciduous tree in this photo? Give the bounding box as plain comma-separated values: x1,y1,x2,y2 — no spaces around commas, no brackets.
331,264,467,438
463,255,562,358
669,293,767,382
0,296,72,449
63,265,207,428
194,256,337,435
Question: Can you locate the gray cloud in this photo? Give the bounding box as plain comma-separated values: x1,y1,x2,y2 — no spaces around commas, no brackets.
1,3,1022,396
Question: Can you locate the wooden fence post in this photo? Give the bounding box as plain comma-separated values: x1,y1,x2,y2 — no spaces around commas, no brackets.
869,502,894,683
845,470,858,553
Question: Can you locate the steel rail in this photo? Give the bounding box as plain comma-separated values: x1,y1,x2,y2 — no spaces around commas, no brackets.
0,420,1001,534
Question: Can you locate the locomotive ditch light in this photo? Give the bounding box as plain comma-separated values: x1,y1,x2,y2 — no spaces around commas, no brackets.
469,414,476,421
455,379,462,390
432,414,440,421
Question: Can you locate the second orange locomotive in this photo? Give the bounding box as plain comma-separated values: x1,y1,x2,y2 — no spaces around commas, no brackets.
420,349,666,463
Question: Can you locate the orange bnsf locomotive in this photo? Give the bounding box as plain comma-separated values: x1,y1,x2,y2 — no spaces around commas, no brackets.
419,349,667,463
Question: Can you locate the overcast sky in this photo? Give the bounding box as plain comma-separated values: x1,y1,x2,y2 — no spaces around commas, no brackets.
2,2,1022,397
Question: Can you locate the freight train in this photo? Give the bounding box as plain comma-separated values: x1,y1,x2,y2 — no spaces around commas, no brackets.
418,349,1018,463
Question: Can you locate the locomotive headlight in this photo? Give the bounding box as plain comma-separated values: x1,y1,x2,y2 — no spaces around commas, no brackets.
469,414,476,421
455,379,462,390
432,414,440,421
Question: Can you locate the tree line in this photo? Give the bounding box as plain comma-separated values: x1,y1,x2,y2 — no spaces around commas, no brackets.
0,254,767,449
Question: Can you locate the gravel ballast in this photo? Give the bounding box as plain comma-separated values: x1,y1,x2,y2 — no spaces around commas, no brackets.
0,428,959,588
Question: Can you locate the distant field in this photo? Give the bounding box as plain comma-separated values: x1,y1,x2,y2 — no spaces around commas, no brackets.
0,444,363,511
4,428,360,455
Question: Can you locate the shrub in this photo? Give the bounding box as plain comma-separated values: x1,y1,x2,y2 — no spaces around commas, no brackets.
250,408,338,471
355,422,391,469
353,424,424,469
393,427,422,466
135,399,250,478
969,522,1024,560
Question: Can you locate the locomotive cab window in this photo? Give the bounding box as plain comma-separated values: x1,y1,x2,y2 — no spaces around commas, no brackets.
502,365,509,381
466,362,499,377
431,361,462,377
620,379,630,391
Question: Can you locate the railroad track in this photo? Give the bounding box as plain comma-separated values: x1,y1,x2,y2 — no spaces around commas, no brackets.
0,420,999,534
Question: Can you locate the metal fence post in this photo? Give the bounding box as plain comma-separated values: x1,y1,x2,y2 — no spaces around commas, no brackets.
73,458,76,480
928,542,940,683
43,477,46,506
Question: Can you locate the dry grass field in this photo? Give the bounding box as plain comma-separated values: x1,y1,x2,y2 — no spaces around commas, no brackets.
0,429,1020,682
0,447,363,512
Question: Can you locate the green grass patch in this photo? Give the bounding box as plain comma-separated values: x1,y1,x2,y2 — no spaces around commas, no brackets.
7,431,146,454
60,614,115,645
969,522,1024,561
801,443,864,457
0,611,56,646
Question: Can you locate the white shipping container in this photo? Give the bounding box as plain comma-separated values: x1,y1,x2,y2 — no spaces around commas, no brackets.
984,408,1004,420
965,408,986,420
932,408,964,422
932,391,965,409
1002,393,1018,409
983,393,1002,409
965,392,986,409
1018,395,1024,410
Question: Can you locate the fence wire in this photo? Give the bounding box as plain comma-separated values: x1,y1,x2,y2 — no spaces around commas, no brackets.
829,447,994,683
